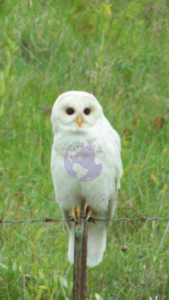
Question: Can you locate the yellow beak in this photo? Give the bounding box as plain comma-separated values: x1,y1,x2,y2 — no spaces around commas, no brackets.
77,116,82,127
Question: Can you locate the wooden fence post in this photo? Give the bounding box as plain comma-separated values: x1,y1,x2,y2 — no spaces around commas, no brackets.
73,203,88,300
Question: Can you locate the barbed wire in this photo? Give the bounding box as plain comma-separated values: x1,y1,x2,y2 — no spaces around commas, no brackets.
0,216,169,224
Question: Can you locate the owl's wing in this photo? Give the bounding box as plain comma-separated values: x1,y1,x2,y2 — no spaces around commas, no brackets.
107,184,118,228
51,143,72,231
102,118,123,228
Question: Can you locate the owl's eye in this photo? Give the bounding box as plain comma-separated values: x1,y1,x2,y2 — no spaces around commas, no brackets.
84,108,91,115
66,107,75,115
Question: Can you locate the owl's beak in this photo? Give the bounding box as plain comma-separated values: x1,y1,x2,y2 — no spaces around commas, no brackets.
77,116,82,127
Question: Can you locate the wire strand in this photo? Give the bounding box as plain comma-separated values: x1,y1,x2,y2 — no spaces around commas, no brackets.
0,216,169,224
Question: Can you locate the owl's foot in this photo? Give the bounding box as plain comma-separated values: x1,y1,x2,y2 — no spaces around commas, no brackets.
72,206,81,222
84,204,93,221
72,205,95,222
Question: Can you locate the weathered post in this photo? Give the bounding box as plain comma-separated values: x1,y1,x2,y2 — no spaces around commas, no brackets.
73,202,88,300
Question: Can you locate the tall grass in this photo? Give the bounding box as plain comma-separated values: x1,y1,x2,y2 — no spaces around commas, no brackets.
0,0,169,299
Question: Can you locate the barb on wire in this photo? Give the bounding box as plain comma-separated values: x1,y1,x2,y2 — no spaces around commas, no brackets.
0,216,169,225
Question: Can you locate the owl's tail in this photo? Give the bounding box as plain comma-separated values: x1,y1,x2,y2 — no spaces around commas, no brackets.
67,222,107,267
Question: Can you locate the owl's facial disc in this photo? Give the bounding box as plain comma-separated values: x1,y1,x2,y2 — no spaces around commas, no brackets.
63,100,95,128
51,91,104,133
62,101,101,128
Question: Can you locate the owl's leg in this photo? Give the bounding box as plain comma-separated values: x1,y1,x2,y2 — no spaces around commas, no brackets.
71,206,81,222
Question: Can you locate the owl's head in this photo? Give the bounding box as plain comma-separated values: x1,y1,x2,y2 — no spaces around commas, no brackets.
51,91,103,134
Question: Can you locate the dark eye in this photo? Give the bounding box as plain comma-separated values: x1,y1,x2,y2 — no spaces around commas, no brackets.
84,108,91,115
66,107,75,115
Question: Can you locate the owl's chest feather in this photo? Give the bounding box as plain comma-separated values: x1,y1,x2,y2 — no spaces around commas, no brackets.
51,129,117,212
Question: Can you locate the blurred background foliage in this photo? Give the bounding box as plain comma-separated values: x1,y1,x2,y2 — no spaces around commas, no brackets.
0,0,169,299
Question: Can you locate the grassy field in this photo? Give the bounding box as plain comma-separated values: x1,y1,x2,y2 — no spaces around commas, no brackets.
0,0,169,299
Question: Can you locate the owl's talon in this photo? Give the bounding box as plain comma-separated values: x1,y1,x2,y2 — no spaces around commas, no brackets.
72,206,81,221
72,208,77,221
86,207,93,221
84,203,88,213
84,204,93,221
76,206,81,217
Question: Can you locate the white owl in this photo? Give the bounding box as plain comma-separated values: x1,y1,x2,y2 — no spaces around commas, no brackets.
51,91,123,267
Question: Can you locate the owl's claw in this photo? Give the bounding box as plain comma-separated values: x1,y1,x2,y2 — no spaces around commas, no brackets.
84,204,93,221
84,203,88,213
72,208,77,221
76,206,81,217
71,206,81,222
86,208,93,221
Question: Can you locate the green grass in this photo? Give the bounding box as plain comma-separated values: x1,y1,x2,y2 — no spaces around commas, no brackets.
0,0,169,299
